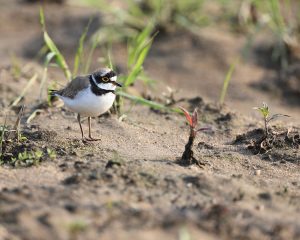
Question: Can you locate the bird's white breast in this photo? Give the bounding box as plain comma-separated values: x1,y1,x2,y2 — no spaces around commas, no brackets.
60,87,115,117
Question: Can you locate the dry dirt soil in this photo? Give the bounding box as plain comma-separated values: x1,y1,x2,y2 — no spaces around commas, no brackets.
0,1,299,240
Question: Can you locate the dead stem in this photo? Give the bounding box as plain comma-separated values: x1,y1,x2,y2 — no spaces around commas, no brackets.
179,128,204,167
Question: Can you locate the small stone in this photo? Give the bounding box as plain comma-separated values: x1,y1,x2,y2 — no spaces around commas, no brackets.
64,203,77,213
255,205,264,211
254,170,261,176
62,175,80,185
258,192,272,200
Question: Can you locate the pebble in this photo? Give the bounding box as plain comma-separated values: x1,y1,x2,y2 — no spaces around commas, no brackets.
254,170,261,176
255,204,264,211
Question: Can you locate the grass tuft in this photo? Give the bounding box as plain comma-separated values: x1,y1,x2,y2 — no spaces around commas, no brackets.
40,7,72,81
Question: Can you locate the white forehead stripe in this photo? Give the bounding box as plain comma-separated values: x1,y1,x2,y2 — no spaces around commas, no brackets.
91,74,98,85
100,69,111,76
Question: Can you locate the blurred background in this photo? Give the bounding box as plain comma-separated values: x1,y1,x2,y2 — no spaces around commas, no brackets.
0,0,300,119
0,2,300,239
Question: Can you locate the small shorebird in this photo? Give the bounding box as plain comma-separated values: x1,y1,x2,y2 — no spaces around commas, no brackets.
51,68,122,141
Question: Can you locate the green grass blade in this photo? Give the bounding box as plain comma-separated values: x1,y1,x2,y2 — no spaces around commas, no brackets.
11,74,38,107
124,32,157,87
73,19,92,76
84,34,100,74
128,23,153,66
125,66,142,87
40,7,46,31
43,32,72,81
219,58,239,106
106,45,114,70
116,91,182,113
40,7,72,81
269,0,285,33
45,52,56,66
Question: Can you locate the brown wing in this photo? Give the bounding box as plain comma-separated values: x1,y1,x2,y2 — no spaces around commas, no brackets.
56,76,90,99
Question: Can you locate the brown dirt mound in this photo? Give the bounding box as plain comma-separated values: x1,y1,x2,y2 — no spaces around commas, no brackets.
234,127,300,163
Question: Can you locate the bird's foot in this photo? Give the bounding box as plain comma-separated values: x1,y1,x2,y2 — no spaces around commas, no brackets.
82,136,101,142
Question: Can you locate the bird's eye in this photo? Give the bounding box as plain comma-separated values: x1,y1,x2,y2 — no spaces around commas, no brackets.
102,77,109,82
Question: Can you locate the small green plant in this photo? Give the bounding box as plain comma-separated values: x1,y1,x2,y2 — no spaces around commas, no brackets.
254,102,290,137
179,107,210,167
105,150,124,169
179,226,192,240
1,147,56,168
0,107,26,162
10,149,44,167
47,148,57,159
68,219,88,239
0,107,56,167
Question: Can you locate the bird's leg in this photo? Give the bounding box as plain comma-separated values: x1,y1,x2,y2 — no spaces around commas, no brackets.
77,114,85,141
88,116,93,139
86,116,100,141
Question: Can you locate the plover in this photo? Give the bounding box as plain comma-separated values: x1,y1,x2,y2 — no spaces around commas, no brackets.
51,68,122,141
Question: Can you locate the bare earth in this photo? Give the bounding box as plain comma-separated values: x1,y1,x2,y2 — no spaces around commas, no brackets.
0,1,299,240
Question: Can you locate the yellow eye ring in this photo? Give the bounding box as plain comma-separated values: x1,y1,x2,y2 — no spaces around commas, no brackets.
102,76,109,82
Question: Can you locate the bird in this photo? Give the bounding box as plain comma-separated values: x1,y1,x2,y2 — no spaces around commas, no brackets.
51,68,122,141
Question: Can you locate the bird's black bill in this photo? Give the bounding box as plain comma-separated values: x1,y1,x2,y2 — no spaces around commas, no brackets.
112,81,122,87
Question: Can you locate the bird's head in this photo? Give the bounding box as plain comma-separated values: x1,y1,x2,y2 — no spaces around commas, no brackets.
91,68,122,90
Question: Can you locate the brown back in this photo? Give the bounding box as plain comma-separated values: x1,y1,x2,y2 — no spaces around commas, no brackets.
57,76,90,99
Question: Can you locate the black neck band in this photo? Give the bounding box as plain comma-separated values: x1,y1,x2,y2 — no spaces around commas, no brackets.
89,75,115,96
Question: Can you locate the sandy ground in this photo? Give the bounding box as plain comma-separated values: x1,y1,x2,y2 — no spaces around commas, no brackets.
0,1,299,240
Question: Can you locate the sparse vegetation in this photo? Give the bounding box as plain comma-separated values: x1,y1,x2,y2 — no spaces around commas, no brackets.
40,8,72,81
10,149,43,167
241,0,297,69
77,0,208,44
254,102,290,138
0,1,300,239
39,7,182,116
113,21,157,114
67,219,88,240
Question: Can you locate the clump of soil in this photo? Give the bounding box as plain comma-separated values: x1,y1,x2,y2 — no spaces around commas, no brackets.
0,128,58,167
175,107,213,168
234,127,300,163
178,133,205,168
